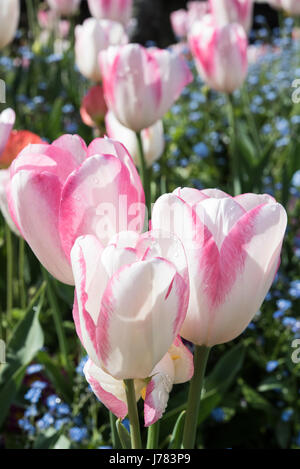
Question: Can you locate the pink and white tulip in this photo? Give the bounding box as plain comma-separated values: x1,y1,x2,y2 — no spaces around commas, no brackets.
0,170,19,235
8,136,145,285
170,10,189,39
105,111,165,167
46,0,81,16
84,336,193,426
71,230,189,379
151,188,287,347
80,85,107,128
209,0,253,33
0,0,20,49
189,16,248,94
75,18,128,82
99,44,193,132
0,109,15,159
87,0,133,26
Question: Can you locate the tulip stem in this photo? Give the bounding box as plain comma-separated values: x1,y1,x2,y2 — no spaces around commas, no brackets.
109,411,121,449
41,268,72,378
6,224,13,331
136,132,151,223
182,345,210,449
227,94,241,196
124,379,142,449
147,421,160,449
19,237,26,310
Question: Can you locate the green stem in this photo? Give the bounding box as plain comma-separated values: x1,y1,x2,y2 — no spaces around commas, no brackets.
136,132,151,223
19,237,26,309
25,0,36,41
109,411,121,449
5,224,13,330
123,379,142,449
41,268,72,377
227,94,241,196
242,86,262,155
182,345,211,449
147,421,160,449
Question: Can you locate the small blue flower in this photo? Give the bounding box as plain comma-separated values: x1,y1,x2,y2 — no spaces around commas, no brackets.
193,142,209,159
98,446,112,449
266,360,279,372
24,405,38,418
46,394,61,410
211,408,225,422
26,364,44,375
281,409,293,422
37,412,55,430
55,418,70,430
31,380,47,390
18,418,35,435
69,426,88,443
122,418,130,433
24,388,42,404
56,403,71,416
276,299,292,311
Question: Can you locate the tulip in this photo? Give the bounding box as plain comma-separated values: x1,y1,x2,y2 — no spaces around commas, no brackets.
0,170,19,235
87,0,133,26
0,109,16,162
209,0,253,32
189,16,248,94
105,111,165,167
71,230,189,378
75,18,128,82
151,188,287,347
84,336,193,426
80,85,107,128
0,128,43,236
0,0,20,49
46,0,81,16
8,136,145,284
187,1,210,28
99,43,193,132
170,10,189,39
280,0,300,14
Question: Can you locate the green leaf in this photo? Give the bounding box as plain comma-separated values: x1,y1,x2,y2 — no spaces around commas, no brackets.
169,410,185,449
205,343,246,396
37,351,73,403
0,291,45,428
240,381,273,413
116,419,131,449
33,428,63,449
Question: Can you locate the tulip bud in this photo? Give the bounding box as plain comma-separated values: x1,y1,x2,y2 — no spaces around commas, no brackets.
0,0,20,49
87,0,133,26
75,18,128,82
46,0,81,16
99,43,193,132
189,16,248,94
209,0,253,32
80,85,107,129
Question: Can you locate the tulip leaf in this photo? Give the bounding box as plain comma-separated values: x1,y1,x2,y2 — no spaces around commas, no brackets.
205,343,246,396
33,428,63,449
240,381,273,413
37,351,73,403
0,290,45,428
116,419,131,449
169,410,186,449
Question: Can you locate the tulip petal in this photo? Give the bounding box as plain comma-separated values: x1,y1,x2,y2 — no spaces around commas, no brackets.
84,358,128,420
71,235,108,366
60,153,144,259
96,257,188,379
144,353,175,427
9,170,73,284
168,336,194,384
52,134,88,166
